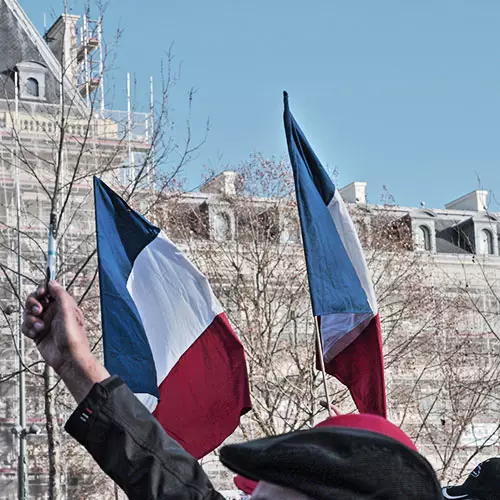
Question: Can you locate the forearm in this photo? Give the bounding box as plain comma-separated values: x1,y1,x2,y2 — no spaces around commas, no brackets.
65,377,224,500
59,354,110,404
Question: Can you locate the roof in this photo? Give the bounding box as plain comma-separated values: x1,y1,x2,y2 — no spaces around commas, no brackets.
0,0,86,112
434,219,473,254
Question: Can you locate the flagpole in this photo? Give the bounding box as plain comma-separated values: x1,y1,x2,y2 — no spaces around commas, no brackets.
313,316,332,417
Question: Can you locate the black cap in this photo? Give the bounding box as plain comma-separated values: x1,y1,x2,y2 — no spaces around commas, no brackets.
442,458,500,500
220,426,442,500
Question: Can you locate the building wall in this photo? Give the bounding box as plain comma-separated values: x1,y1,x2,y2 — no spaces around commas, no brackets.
160,183,500,491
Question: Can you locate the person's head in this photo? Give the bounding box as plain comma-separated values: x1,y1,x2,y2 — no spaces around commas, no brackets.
442,457,500,500
223,413,442,499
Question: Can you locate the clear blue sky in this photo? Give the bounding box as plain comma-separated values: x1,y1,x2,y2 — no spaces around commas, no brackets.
21,0,500,209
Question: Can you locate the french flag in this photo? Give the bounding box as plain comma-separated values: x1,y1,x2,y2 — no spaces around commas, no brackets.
94,177,252,458
283,92,386,417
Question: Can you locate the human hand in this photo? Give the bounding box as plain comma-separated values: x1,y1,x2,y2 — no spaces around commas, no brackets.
22,281,90,375
22,281,109,403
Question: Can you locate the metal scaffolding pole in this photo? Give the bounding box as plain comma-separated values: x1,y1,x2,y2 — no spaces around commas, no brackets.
14,69,28,500
83,14,90,107
98,17,105,114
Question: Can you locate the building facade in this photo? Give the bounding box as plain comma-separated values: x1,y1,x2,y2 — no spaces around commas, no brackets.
0,1,152,497
163,173,500,491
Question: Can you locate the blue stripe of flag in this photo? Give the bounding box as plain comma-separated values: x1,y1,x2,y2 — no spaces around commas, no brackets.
283,92,371,317
94,177,160,398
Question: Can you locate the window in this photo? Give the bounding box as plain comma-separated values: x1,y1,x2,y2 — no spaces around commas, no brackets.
25,78,39,97
213,212,231,241
480,229,494,255
16,62,47,100
416,225,432,251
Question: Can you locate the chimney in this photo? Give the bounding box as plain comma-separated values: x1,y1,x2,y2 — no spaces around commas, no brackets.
339,182,367,204
200,171,237,196
445,190,488,212
45,14,80,87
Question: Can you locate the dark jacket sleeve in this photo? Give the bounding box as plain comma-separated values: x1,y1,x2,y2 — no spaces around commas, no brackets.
65,376,225,500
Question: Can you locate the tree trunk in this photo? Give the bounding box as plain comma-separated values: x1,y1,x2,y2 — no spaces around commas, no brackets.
44,364,63,500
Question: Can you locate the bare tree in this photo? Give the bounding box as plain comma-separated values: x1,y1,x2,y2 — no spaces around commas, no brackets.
157,160,499,491
156,154,342,443
412,251,500,482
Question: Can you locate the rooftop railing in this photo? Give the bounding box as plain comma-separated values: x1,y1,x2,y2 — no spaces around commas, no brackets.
0,100,152,144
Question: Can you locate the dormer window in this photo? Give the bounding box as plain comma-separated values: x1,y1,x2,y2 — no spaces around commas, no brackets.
15,61,47,101
416,225,432,251
26,78,39,97
480,229,494,255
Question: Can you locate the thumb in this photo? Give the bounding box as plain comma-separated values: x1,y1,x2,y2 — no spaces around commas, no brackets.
39,281,68,340
47,280,78,318
48,280,69,305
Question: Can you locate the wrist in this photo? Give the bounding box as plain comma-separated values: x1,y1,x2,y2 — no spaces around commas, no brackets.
58,353,110,404
56,349,94,378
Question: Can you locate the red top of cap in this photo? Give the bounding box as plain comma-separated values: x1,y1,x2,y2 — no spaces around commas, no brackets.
314,413,417,451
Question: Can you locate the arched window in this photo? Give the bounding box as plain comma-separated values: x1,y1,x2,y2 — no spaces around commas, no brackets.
416,225,432,251
213,212,231,241
25,77,39,97
480,229,494,255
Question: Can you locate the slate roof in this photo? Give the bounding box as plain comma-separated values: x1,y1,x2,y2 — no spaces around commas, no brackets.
434,217,500,255
0,0,58,102
434,219,473,254
0,0,86,112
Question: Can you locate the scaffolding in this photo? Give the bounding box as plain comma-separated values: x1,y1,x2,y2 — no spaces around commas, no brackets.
75,14,104,110
71,13,157,189
121,73,156,189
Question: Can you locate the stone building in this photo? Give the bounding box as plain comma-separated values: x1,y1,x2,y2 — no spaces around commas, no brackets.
0,0,152,497
163,172,500,491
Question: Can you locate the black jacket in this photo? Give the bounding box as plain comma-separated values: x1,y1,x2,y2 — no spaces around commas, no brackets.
65,376,225,500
